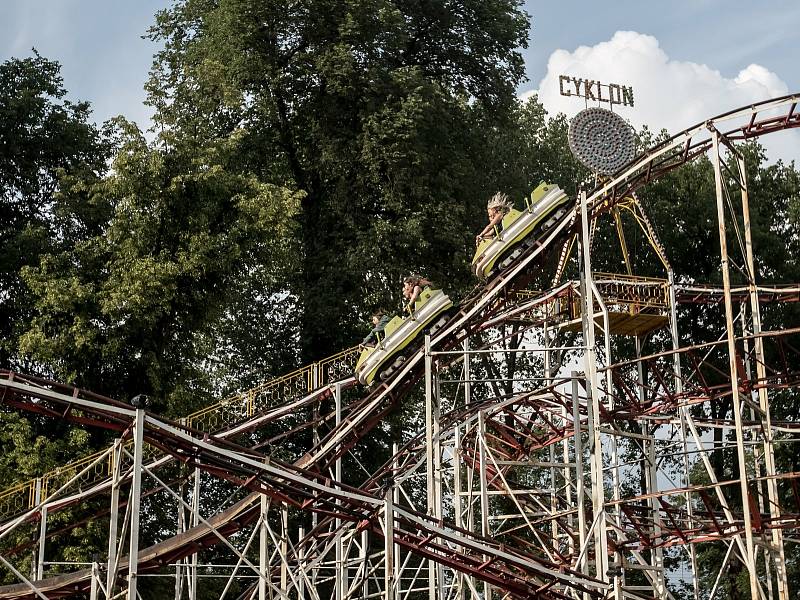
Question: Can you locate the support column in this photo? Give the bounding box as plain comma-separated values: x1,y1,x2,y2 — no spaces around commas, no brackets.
384,487,395,600
453,420,465,600
259,488,268,600
335,382,345,600
190,467,200,600
127,408,145,599
736,152,789,599
578,190,609,582
710,129,759,599
463,337,476,598
545,325,560,553
281,505,288,593
636,336,666,598
360,528,369,599
174,478,186,600
571,373,588,582
669,270,701,600
391,443,401,598
30,479,42,581
477,410,491,600
424,334,441,600
299,526,307,600
90,562,99,600
35,482,46,582
312,364,320,538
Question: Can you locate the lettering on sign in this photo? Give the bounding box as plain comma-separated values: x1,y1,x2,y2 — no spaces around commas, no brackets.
558,75,634,107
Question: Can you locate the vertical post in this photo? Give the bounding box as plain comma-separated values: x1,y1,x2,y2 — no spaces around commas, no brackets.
106,440,122,597
259,487,268,600
669,270,701,600
335,382,344,600
477,410,491,600
462,337,476,597
571,374,588,578
35,483,46,582
90,562,99,600
578,190,609,582
453,422,464,600
463,337,471,408
127,408,145,599
391,443,401,597
312,364,320,538
635,336,666,598
740,308,775,599
646,427,666,597
30,479,41,580
190,467,200,600
736,152,789,599
298,526,307,600
281,505,288,593
174,479,185,600
545,325,559,551
710,129,759,598
562,401,574,555
384,487,395,600
361,529,369,599
280,503,289,594
424,334,440,600
557,323,574,559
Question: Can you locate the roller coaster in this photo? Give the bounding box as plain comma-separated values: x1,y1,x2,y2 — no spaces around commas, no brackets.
0,92,799,599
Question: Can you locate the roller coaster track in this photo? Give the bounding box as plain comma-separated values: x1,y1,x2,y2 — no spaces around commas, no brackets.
0,372,607,600
292,324,800,591
456,327,800,547
0,93,798,599
0,348,361,527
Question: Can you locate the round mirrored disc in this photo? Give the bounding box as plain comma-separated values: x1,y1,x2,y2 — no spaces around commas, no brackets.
568,107,635,175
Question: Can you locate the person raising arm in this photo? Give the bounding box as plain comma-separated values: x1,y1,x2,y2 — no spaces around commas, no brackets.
476,192,512,245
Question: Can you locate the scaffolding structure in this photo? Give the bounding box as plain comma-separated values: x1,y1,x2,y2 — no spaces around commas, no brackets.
0,94,799,599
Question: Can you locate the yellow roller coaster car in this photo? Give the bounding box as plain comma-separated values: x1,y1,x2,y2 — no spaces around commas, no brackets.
471,182,570,279
355,287,453,385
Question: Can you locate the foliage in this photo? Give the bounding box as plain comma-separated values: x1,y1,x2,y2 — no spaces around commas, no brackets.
0,54,109,569
0,52,111,370
20,119,299,414
146,0,531,361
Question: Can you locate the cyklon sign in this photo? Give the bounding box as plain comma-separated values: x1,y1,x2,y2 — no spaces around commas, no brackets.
559,75,634,107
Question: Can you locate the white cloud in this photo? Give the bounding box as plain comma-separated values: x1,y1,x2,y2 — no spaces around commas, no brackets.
526,31,798,165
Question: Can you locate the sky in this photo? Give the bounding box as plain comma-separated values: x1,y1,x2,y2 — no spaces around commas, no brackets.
2,0,799,162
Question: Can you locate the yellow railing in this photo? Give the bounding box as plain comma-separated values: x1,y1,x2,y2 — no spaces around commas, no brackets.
0,346,361,523
510,274,670,324
592,273,669,312
0,481,35,522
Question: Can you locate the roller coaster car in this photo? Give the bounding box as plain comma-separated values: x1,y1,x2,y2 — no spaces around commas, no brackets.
471,182,570,279
355,288,453,386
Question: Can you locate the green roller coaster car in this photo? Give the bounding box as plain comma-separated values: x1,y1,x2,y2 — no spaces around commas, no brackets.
471,182,570,279
355,287,453,386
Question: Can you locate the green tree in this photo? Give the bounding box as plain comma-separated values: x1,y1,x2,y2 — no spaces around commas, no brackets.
0,52,112,583
146,0,531,362
10,117,299,580
0,52,111,370
21,120,299,414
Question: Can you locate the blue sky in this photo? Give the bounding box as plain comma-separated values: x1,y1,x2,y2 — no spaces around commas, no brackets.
522,1,799,94
2,0,798,160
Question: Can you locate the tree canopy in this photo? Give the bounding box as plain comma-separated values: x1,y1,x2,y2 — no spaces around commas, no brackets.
146,0,531,361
